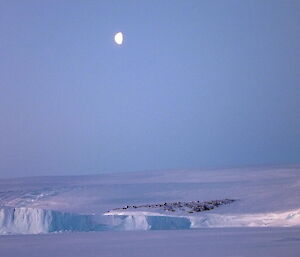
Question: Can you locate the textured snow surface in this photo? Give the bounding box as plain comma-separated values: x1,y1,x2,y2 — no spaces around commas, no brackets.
1,228,300,257
0,165,300,234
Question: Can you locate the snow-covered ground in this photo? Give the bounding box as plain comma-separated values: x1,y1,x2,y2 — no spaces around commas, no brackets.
1,228,300,257
0,165,300,256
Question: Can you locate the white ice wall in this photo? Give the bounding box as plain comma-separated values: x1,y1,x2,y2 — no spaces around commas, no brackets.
2,206,299,235
0,207,193,234
0,207,97,235
0,207,51,234
109,214,191,231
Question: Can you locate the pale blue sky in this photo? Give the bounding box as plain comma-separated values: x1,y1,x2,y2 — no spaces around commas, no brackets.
1,0,299,177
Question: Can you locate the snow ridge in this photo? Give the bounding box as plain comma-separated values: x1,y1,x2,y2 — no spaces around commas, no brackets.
190,209,300,228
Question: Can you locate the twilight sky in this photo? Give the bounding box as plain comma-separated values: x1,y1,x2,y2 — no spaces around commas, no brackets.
1,0,300,178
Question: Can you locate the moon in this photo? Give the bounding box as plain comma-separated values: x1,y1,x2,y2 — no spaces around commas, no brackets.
114,32,123,45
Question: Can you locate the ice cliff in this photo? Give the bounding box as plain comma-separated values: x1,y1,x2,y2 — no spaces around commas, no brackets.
109,214,191,231
0,207,97,234
1,204,299,234
0,207,192,234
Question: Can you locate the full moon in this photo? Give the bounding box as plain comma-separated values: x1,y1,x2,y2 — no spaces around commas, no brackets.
114,32,123,45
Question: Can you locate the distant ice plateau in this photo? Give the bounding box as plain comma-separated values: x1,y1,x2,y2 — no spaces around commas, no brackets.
0,165,300,235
